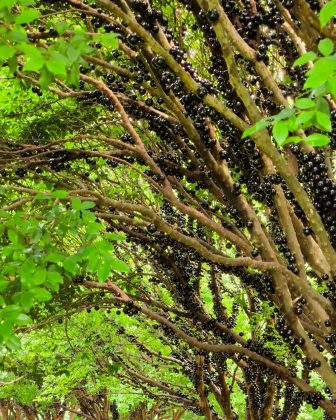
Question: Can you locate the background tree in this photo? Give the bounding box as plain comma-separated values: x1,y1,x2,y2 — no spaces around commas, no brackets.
0,0,336,418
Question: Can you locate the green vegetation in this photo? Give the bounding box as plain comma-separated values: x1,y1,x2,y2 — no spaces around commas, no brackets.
0,0,335,418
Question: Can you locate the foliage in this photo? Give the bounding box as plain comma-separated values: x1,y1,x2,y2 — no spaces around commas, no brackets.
0,194,129,349
0,0,117,87
243,32,336,147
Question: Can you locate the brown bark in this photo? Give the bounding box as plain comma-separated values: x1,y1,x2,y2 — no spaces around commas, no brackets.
195,356,212,420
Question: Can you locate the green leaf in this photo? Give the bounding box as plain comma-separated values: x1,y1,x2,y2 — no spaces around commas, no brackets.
95,239,113,253
242,119,268,139
97,33,118,48
81,201,96,210
31,287,52,302
5,335,21,350
328,72,336,97
7,229,18,244
315,97,330,115
20,44,44,71
63,256,78,275
294,111,315,128
19,260,35,286
7,55,18,72
68,63,80,87
284,136,302,144
33,267,47,286
15,9,40,24
1,305,21,321
305,57,336,89
315,111,332,131
35,192,48,201
318,38,334,56
51,190,68,198
110,258,129,273
70,32,92,55
0,320,13,340
66,46,81,63
6,27,28,42
97,263,111,282
305,75,325,90
19,291,34,311
320,0,336,27
87,250,100,271
293,51,317,67
47,271,63,292
0,0,16,11
273,108,295,121
295,98,315,109
279,115,296,131
312,83,329,98
46,55,67,76
0,209,9,217
272,121,289,146
0,45,16,61
19,0,35,5
55,21,69,35
14,313,32,326
45,253,64,263
106,232,125,241
0,281,9,293
71,198,82,210
305,133,330,147
39,66,54,89
86,222,104,235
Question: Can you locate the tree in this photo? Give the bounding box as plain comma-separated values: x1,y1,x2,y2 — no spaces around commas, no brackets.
0,0,336,418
